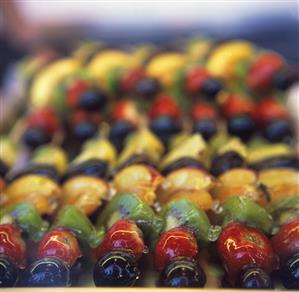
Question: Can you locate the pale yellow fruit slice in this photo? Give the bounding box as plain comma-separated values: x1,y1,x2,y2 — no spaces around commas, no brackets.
87,50,136,88
74,138,117,166
213,168,259,203
217,137,247,159
207,41,254,80
146,53,187,86
164,189,214,211
62,176,109,216
158,168,214,204
218,168,257,186
113,164,162,205
160,134,206,170
30,58,81,108
257,168,299,204
118,129,164,165
3,175,61,215
248,144,292,164
0,136,18,167
32,145,68,175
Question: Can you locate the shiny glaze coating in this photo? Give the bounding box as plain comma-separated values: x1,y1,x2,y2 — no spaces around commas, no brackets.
217,223,276,282
155,227,198,272
22,257,70,287
247,52,284,92
159,258,206,287
0,256,19,287
237,266,273,289
96,219,145,260
37,229,81,267
93,250,140,287
0,224,26,268
280,252,299,289
271,219,299,261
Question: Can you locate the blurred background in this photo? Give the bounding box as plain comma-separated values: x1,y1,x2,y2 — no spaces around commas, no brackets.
0,1,298,144
1,1,298,65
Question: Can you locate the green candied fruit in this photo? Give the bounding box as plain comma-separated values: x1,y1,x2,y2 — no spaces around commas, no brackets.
52,205,104,248
267,196,299,231
0,203,49,242
160,198,212,247
96,192,163,248
221,196,273,234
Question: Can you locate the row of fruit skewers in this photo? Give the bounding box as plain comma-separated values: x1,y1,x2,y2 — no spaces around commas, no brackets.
4,38,296,151
0,125,298,288
1,124,298,213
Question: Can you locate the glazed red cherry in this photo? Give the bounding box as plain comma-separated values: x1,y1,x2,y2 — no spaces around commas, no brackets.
222,94,255,119
271,219,299,262
120,68,145,94
37,229,81,267
217,223,276,281
67,79,90,109
149,95,181,120
247,52,285,92
111,100,139,125
185,67,222,98
71,110,102,126
185,67,210,95
0,224,26,268
254,97,289,126
191,102,218,121
26,108,60,136
155,227,198,272
95,220,145,260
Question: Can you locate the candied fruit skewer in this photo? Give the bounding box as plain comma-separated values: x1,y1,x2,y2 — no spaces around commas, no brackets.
21,205,103,287
216,196,277,288
60,137,116,216
2,145,63,216
0,203,49,287
93,193,163,287
154,198,211,288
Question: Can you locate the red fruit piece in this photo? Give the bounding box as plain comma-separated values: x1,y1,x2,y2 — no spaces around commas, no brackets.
217,223,277,280
71,110,102,126
191,102,218,121
254,97,289,125
120,68,145,93
67,79,90,109
96,219,145,260
155,227,198,272
37,228,81,267
111,100,139,124
26,107,60,135
247,52,285,92
149,95,181,120
222,94,255,119
0,178,5,193
271,219,299,261
0,224,26,268
185,67,210,95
